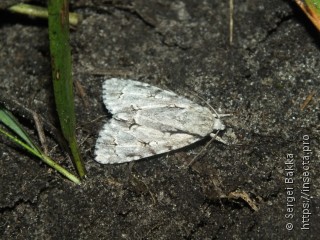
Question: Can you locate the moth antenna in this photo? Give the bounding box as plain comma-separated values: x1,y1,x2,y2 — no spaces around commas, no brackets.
185,89,221,118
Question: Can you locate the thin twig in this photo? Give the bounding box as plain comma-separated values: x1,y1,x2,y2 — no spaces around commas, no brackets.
32,112,48,154
229,0,234,45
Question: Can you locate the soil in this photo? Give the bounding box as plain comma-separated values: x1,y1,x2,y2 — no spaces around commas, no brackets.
0,0,319,239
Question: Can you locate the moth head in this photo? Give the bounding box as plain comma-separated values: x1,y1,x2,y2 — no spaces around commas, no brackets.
213,117,225,131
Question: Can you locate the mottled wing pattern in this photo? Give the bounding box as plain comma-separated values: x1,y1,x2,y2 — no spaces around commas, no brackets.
95,78,220,164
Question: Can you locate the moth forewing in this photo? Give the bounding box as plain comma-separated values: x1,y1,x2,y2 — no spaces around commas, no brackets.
95,78,229,164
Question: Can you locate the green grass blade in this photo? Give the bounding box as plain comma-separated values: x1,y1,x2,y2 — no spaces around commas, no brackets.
296,0,320,30
0,108,40,153
0,127,80,184
0,127,41,157
8,3,81,26
305,0,320,15
48,0,86,178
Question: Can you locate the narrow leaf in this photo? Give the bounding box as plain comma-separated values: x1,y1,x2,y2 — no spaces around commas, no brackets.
8,3,81,26
296,0,320,30
48,0,86,177
0,117,81,184
0,108,40,153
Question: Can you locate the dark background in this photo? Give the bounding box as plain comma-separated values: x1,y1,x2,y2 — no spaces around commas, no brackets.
0,0,319,239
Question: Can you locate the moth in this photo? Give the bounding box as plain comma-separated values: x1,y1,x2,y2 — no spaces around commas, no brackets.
95,78,228,164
